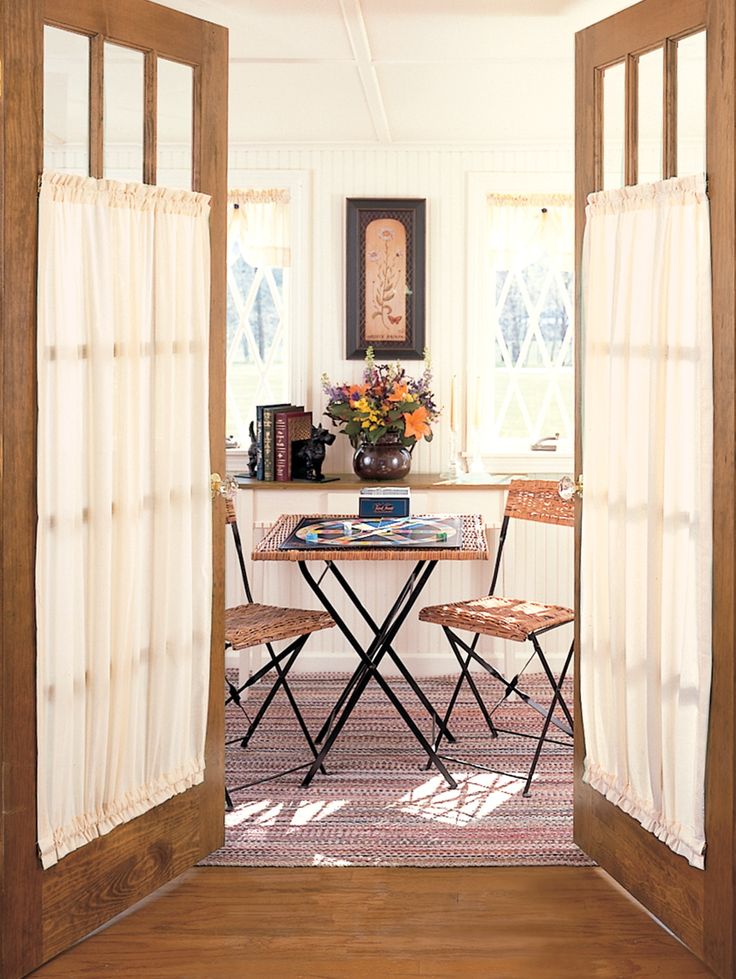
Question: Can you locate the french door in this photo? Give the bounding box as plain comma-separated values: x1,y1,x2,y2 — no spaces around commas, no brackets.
574,1,735,976
0,2,227,976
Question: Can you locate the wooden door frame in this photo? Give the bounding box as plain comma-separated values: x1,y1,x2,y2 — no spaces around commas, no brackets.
0,2,228,976
574,1,735,975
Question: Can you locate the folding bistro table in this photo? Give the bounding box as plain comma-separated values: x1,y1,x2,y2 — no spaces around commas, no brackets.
252,513,489,788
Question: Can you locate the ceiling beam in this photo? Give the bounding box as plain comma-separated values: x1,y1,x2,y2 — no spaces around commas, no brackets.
339,0,392,143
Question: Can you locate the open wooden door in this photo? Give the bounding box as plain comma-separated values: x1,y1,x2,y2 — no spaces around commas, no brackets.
574,1,735,976
0,2,227,976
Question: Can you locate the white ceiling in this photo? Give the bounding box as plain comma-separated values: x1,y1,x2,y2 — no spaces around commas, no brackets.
165,0,630,145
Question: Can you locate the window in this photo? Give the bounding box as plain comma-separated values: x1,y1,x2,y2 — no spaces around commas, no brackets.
226,188,292,446
470,190,574,467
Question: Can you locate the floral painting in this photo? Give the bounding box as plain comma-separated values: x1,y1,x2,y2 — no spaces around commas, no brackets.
346,198,426,360
364,219,407,343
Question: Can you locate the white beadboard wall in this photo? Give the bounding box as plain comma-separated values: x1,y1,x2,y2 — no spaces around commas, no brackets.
229,141,574,475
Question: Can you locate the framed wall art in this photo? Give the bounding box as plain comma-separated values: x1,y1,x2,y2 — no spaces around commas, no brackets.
345,197,426,360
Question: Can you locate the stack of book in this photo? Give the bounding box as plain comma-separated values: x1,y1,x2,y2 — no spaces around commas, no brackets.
255,403,313,481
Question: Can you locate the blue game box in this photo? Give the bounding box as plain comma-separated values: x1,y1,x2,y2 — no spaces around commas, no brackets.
358,486,411,518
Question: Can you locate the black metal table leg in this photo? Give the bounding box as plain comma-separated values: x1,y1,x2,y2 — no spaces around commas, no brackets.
326,561,457,744
306,561,428,743
299,559,458,789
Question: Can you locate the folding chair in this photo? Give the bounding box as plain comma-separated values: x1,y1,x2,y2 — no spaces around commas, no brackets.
418,479,574,796
224,496,334,807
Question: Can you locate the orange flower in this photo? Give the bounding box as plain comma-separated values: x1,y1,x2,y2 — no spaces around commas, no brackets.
388,382,409,402
403,406,431,441
348,383,370,401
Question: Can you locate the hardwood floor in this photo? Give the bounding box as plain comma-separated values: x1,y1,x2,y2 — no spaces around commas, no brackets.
30,866,713,978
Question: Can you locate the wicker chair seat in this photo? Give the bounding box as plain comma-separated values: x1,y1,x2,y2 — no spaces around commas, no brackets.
419,594,573,643
225,602,334,650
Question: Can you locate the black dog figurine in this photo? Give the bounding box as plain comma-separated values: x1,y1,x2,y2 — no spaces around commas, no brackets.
246,421,258,478
293,424,336,482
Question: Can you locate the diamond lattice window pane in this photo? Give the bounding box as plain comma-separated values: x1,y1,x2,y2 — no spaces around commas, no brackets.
521,335,547,368
521,262,550,308
538,272,572,365
497,274,530,367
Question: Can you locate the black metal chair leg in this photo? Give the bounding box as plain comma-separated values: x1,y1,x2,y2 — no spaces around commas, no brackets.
529,633,575,731
262,638,327,775
446,628,499,737
424,625,501,769
225,645,296,707
424,637,470,771
523,642,574,796
449,629,572,738
240,638,307,748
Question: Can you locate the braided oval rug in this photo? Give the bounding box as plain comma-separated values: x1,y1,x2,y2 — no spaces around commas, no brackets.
201,672,592,868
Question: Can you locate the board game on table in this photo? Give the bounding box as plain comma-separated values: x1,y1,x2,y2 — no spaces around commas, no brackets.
279,515,462,551
252,513,489,562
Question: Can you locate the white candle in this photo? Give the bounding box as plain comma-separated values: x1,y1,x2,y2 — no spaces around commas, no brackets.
449,375,456,432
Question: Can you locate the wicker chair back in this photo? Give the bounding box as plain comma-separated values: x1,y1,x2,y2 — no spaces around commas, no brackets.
504,479,575,528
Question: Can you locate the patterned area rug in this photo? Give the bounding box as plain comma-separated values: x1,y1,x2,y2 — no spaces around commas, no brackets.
202,672,593,868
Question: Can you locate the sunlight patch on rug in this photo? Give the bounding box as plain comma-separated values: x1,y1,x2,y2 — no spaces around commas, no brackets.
392,771,526,827
290,799,348,825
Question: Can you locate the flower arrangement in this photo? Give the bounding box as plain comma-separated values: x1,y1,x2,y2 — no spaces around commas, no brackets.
321,348,439,449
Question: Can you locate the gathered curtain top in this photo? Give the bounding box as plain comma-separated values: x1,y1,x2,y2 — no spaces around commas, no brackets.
486,192,574,271
227,186,292,268
228,188,290,206
586,174,708,215
40,171,211,216
486,192,573,209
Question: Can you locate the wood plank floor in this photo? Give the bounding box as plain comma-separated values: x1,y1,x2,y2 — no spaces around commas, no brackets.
30,866,714,978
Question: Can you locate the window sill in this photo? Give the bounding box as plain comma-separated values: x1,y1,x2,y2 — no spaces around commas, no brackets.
466,452,573,475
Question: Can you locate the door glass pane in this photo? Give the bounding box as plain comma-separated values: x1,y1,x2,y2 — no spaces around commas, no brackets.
602,62,625,190
44,26,89,176
677,31,706,177
157,58,194,190
638,47,663,184
104,42,144,182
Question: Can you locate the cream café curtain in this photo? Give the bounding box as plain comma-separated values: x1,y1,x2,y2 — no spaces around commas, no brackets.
36,172,212,869
580,174,713,869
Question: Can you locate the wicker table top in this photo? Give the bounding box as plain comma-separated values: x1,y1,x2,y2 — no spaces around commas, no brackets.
252,513,490,563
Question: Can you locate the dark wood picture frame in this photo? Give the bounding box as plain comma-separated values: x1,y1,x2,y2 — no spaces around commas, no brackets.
345,197,426,360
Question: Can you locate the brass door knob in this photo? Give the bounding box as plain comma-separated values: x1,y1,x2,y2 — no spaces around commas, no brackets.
210,472,237,499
